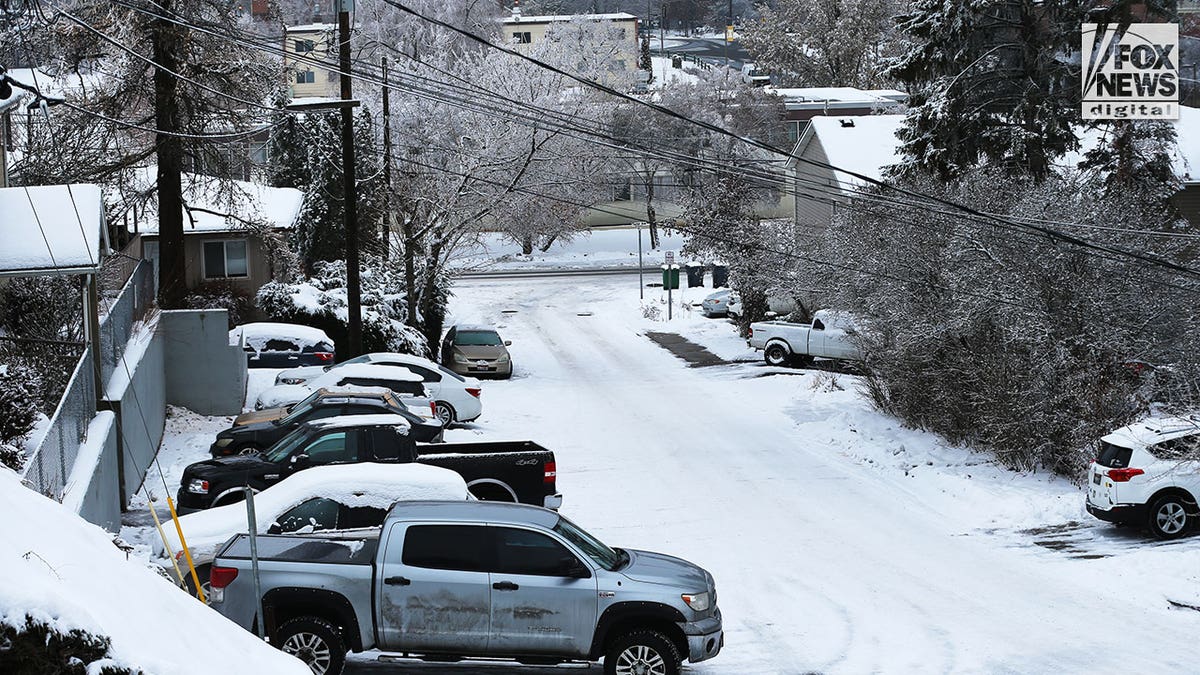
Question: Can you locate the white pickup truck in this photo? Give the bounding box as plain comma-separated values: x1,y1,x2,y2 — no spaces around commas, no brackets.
748,309,862,366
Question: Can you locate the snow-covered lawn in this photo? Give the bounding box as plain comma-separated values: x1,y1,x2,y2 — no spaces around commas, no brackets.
452,228,689,272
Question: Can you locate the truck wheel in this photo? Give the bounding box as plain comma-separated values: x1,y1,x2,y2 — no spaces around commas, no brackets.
1148,493,1193,540
235,443,262,456
183,564,212,605
764,344,790,367
604,629,681,675
276,616,346,675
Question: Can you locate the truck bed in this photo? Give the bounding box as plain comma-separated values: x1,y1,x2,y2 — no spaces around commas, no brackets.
414,440,558,508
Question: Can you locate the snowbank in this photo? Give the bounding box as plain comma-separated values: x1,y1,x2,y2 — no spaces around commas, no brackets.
0,469,308,674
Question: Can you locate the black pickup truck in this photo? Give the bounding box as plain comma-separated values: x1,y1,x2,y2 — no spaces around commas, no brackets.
177,414,559,512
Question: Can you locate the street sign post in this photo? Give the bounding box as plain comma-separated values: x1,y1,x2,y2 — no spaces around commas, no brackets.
666,250,674,320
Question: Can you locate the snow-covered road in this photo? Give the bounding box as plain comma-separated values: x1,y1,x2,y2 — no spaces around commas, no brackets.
349,271,1200,673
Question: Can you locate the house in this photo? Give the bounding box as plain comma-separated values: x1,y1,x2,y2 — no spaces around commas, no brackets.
284,23,340,99
118,168,303,298
789,106,1200,236
502,4,640,71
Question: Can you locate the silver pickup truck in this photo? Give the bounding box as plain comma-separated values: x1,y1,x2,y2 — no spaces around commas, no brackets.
749,309,862,366
210,500,723,675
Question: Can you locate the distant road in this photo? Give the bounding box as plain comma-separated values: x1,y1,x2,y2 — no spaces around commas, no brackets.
656,36,752,71
455,267,645,280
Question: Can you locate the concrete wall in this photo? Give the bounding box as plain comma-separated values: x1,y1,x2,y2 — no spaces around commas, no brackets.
106,326,167,504
61,412,121,532
162,309,247,416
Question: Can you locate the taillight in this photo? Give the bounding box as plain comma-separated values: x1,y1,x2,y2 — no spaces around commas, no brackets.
430,402,438,416
314,352,334,362
1108,468,1145,482
544,461,556,484
466,387,481,398
209,566,239,589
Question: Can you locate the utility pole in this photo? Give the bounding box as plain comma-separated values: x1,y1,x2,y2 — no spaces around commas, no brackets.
381,56,393,261
338,0,363,357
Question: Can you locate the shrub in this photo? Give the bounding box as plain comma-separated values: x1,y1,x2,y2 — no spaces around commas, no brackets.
0,615,138,674
183,281,254,329
0,363,39,445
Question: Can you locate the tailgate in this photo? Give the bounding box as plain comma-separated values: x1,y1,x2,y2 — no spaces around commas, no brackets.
416,441,557,507
1088,463,1121,510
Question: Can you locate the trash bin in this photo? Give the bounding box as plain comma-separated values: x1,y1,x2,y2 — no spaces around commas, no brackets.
711,264,729,288
685,263,705,288
661,264,680,290
671,55,683,69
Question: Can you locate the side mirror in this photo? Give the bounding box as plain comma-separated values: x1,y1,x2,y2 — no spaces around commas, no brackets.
504,340,512,347
290,453,310,468
267,523,283,535
562,557,590,579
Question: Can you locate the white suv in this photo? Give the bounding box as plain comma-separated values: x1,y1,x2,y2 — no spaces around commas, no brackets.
1086,415,1200,539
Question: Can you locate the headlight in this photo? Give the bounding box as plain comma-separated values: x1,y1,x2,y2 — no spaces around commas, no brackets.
497,353,510,363
214,438,233,448
187,478,210,494
281,377,306,385
681,592,710,612
454,353,470,364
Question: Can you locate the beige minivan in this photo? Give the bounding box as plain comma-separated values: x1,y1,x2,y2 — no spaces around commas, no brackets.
440,324,513,379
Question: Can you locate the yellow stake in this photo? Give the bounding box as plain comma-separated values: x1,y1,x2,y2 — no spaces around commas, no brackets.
167,495,207,604
148,497,187,586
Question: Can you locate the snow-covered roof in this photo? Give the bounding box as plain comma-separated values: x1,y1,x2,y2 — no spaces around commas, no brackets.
0,184,104,276
308,413,414,430
286,22,336,32
313,363,424,384
232,322,333,348
1103,415,1200,449
806,115,907,188
454,324,502,333
0,469,310,674
0,85,25,113
503,12,637,23
161,462,468,560
120,167,303,235
768,87,908,105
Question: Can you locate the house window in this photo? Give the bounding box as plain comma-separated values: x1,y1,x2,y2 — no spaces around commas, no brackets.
295,39,315,53
512,31,531,44
203,240,249,279
296,70,315,84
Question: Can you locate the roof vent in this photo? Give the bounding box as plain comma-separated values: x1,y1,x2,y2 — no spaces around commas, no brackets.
839,119,855,128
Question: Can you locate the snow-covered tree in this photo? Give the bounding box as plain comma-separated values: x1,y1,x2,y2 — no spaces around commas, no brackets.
741,0,903,88
887,0,1082,181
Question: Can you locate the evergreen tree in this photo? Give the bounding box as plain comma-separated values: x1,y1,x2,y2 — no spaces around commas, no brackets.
639,35,652,74
291,110,385,270
887,0,1083,181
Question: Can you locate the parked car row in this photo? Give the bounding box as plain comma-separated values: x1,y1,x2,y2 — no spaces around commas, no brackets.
169,318,722,675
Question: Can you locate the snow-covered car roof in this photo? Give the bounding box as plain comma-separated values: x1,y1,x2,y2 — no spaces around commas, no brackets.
313,363,424,384
453,324,501,333
160,463,468,559
231,322,333,348
813,309,860,330
306,413,413,431
1102,415,1200,449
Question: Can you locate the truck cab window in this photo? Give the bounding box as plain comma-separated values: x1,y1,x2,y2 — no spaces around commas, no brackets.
812,319,825,330
301,431,354,464
492,527,578,577
275,498,340,533
402,525,487,572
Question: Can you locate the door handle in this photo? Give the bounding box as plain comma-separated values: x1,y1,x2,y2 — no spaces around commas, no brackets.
492,581,519,591
384,576,411,586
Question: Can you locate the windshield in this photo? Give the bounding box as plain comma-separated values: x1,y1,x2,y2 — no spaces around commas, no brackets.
554,516,625,571
342,355,371,365
455,330,502,346
263,426,311,463
277,395,320,426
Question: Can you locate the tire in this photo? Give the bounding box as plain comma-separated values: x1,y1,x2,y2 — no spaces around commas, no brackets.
434,401,456,426
604,629,681,675
212,487,258,508
275,616,346,675
183,564,212,604
235,444,261,456
1148,493,1193,540
764,344,790,367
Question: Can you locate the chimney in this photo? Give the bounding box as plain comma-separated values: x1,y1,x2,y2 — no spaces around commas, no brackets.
512,0,521,20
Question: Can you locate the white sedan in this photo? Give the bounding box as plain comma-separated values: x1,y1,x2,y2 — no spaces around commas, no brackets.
274,352,483,425
255,363,433,414
158,463,469,597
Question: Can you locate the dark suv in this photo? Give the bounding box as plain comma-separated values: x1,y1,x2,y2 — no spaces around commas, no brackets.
210,388,443,457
